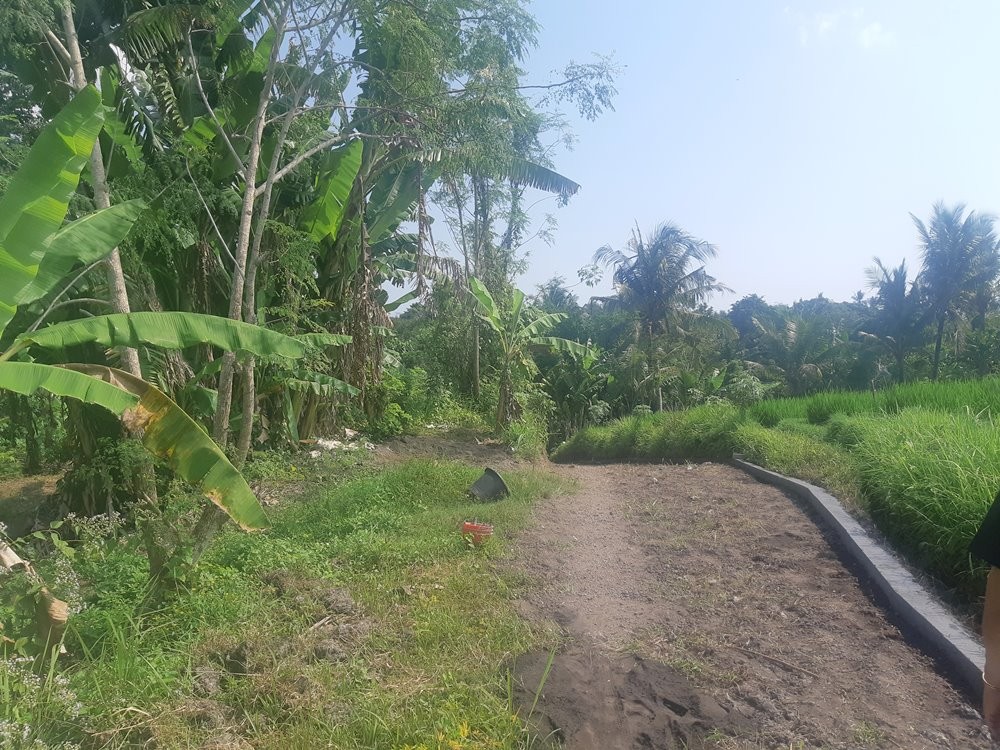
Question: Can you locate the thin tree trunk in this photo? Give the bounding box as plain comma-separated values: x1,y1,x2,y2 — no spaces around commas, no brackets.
896,349,905,383
472,324,480,399
60,0,141,379
932,314,945,380
211,5,288,448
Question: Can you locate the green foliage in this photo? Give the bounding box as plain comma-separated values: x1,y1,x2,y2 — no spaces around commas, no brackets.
0,85,107,336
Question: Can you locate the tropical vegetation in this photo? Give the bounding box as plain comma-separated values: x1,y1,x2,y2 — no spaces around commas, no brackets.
3,0,1000,746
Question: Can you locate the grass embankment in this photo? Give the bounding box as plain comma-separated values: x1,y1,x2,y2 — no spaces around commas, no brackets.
554,386,1000,604
5,457,565,749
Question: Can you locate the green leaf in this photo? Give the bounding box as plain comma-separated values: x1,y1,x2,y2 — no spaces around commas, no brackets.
510,289,525,332
63,364,267,530
0,87,105,335
521,312,567,338
20,312,310,359
16,200,146,306
502,156,580,197
283,389,300,443
284,372,359,397
0,361,138,413
529,336,590,357
469,278,500,331
298,332,353,348
301,140,362,242
366,161,437,244
384,289,418,313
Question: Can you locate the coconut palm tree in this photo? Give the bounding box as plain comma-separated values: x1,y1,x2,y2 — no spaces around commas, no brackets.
594,222,729,408
860,257,930,383
913,203,1000,379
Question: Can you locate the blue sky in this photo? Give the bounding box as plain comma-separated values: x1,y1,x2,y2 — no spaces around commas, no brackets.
509,1,1000,309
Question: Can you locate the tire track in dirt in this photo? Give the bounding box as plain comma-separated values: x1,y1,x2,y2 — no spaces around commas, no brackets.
512,462,992,749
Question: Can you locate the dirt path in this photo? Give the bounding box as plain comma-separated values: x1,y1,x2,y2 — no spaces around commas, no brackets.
512,462,992,749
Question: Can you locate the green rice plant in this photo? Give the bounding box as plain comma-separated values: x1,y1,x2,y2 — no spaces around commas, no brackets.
876,378,1000,419
731,423,861,509
824,414,865,449
847,409,1000,599
805,390,877,424
551,404,743,463
773,418,827,441
747,397,806,427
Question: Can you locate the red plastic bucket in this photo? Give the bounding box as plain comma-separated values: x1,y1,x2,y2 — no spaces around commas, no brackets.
461,521,494,546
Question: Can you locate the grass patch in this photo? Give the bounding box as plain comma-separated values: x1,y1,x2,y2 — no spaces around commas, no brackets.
10,459,566,749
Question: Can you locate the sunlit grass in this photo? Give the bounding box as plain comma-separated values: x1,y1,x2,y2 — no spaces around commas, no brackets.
15,458,566,749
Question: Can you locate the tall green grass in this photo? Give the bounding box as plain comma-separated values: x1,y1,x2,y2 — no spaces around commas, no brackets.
551,403,743,463
733,422,862,510
846,409,1000,599
14,459,565,749
748,376,1000,427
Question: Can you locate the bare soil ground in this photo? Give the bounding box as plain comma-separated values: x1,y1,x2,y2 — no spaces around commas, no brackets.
0,473,59,537
512,462,992,750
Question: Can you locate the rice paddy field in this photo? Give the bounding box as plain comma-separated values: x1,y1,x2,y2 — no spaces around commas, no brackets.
552,377,1000,605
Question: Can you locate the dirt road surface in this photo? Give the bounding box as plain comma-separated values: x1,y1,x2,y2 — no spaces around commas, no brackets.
512,462,992,749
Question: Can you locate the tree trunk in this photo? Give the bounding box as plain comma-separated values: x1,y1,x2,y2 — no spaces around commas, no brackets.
23,398,41,475
60,0,141,379
895,349,905,384
932,314,946,380
211,6,286,447
472,323,481,399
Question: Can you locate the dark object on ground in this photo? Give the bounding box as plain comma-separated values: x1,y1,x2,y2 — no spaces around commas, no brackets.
469,467,509,502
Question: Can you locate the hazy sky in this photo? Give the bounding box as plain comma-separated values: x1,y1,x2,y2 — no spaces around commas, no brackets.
505,1,1000,310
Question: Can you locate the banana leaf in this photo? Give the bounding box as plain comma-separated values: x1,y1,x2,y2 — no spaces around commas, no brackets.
0,87,105,335
63,364,267,530
19,312,311,359
0,361,137,413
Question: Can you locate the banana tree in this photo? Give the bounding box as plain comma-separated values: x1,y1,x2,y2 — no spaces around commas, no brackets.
0,87,329,634
469,278,588,427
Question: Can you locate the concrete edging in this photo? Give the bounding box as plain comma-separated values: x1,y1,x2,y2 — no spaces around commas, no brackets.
732,455,984,699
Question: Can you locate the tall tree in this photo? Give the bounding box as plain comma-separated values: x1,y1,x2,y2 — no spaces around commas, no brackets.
860,257,929,382
594,222,728,409
913,202,1000,380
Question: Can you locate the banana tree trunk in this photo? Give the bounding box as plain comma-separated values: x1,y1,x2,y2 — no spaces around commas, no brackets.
0,541,68,650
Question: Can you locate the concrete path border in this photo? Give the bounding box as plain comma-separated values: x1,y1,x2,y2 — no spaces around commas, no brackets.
732,455,985,699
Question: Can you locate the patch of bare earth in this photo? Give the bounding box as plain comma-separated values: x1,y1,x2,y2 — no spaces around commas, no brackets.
0,474,60,537
377,429,520,468
512,462,991,749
